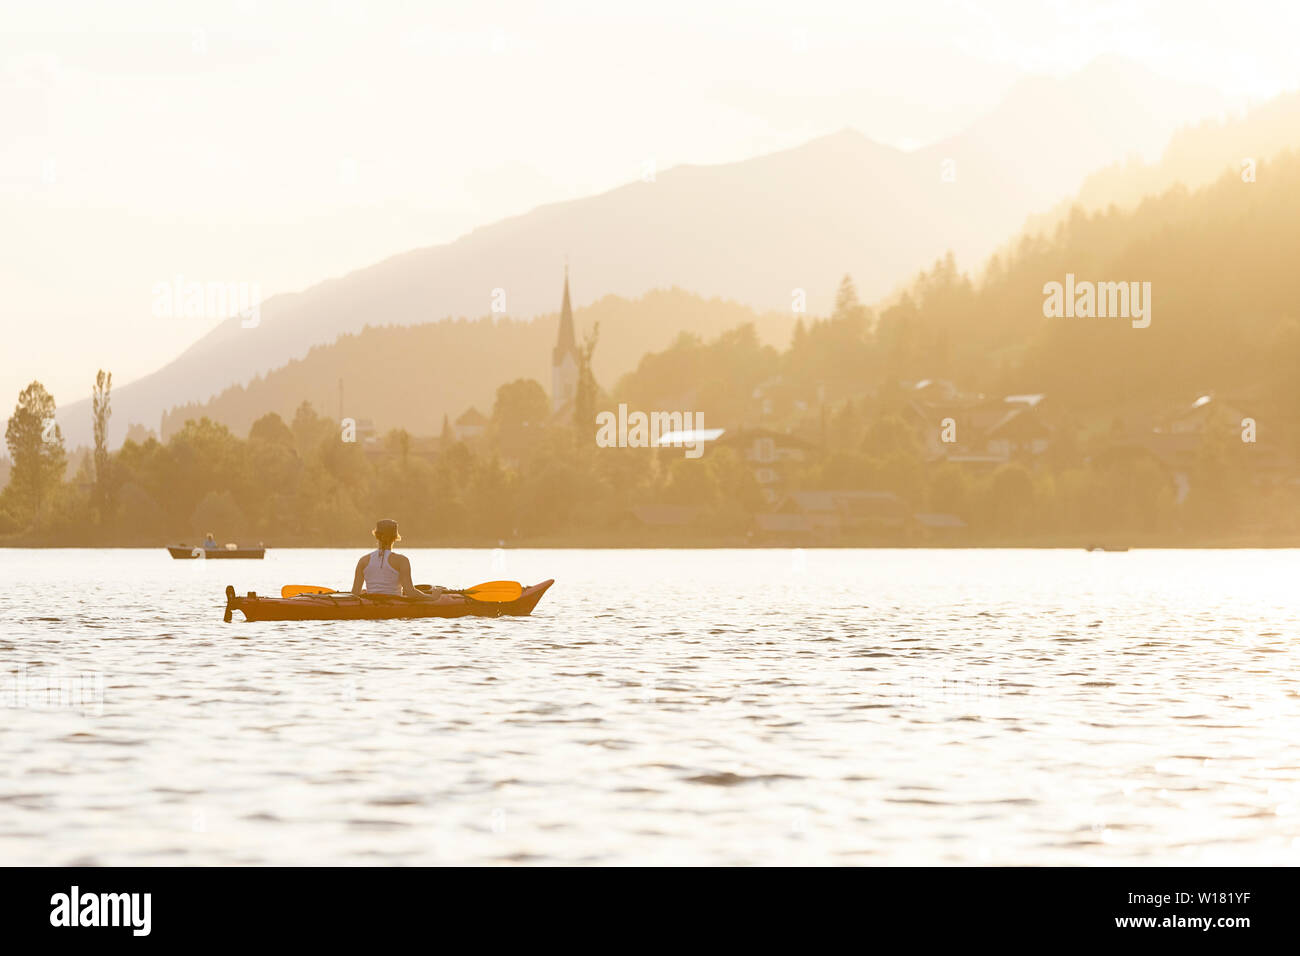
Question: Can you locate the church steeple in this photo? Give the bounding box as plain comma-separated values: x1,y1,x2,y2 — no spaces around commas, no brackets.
552,265,577,366
551,265,580,413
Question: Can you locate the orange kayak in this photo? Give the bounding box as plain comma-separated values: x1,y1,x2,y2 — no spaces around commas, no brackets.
224,580,553,622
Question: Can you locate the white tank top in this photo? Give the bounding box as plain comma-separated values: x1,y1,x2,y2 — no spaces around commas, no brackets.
363,549,401,595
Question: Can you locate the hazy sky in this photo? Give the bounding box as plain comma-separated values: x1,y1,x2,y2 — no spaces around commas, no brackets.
2,0,1298,414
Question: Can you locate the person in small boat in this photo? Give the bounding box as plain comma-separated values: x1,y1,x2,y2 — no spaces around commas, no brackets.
203,532,218,550
351,519,443,599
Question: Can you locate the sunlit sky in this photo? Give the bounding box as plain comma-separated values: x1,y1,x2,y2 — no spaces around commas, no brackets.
2,0,1298,413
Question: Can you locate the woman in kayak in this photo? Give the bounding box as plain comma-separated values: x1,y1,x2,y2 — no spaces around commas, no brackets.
350,519,443,599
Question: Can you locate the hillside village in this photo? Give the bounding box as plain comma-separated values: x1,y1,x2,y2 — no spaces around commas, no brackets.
210,262,1291,549
5,141,1300,547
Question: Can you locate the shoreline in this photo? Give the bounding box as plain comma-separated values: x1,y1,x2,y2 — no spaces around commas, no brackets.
3,536,1300,550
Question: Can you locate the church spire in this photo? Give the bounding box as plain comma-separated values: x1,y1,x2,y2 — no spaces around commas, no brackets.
551,265,580,413
552,266,577,365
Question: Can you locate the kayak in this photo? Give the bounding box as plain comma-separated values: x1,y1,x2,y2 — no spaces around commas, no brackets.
170,545,266,560
223,580,554,622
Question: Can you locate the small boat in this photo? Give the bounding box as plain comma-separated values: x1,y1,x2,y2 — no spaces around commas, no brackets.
223,580,554,622
168,544,266,560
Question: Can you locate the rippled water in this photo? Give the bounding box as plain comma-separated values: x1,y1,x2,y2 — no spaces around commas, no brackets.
1,547,1297,865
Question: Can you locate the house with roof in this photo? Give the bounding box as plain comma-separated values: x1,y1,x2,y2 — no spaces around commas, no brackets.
908,378,963,403
984,404,1051,459
750,375,816,422
454,407,487,441
905,390,1051,464
1158,393,1249,436
1123,393,1249,462
716,427,818,504
352,418,379,445
1118,393,1268,504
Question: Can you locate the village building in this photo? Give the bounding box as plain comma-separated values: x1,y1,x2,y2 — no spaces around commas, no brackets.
904,386,1052,464
551,267,579,415
715,427,816,504
454,407,487,441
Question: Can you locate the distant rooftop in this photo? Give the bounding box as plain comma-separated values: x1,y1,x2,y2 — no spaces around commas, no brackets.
654,428,726,447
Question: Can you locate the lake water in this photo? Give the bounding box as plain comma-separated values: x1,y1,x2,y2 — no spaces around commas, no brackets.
1,548,1297,865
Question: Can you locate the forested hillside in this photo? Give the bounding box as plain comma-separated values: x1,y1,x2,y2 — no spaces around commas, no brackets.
6,150,1299,547
160,289,798,440
618,150,1300,427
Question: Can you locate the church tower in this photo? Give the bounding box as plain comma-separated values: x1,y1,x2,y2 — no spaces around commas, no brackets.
551,266,579,413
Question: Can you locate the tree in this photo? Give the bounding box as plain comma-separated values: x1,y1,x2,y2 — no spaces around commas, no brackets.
817,451,876,489
249,411,295,447
91,369,113,521
2,381,66,522
928,463,971,517
190,490,247,541
290,401,333,457
490,379,550,466
862,415,918,458
162,418,246,529
124,422,156,444
384,428,412,462
492,379,550,430
661,455,719,506
1184,428,1245,534
833,274,868,328
572,322,601,436
985,463,1036,535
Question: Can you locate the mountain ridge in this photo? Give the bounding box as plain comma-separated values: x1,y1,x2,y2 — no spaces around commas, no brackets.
156,287,799,442
54,57,1234,447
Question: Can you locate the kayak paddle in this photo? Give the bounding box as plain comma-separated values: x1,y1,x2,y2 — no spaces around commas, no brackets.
281,584,334,598
443,580,523,603
280,580,524,602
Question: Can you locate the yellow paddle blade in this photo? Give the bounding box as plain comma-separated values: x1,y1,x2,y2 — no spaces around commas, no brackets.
459,580,523,603
282,584,333,598
282,581,523,601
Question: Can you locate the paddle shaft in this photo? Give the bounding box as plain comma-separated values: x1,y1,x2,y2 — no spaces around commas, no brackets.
281,580,522,602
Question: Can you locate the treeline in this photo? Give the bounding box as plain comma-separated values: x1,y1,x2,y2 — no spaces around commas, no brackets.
0,372,769,545
617,152,1300,439
5,151,1300,546
0,366,1288,547
159,288,798,443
